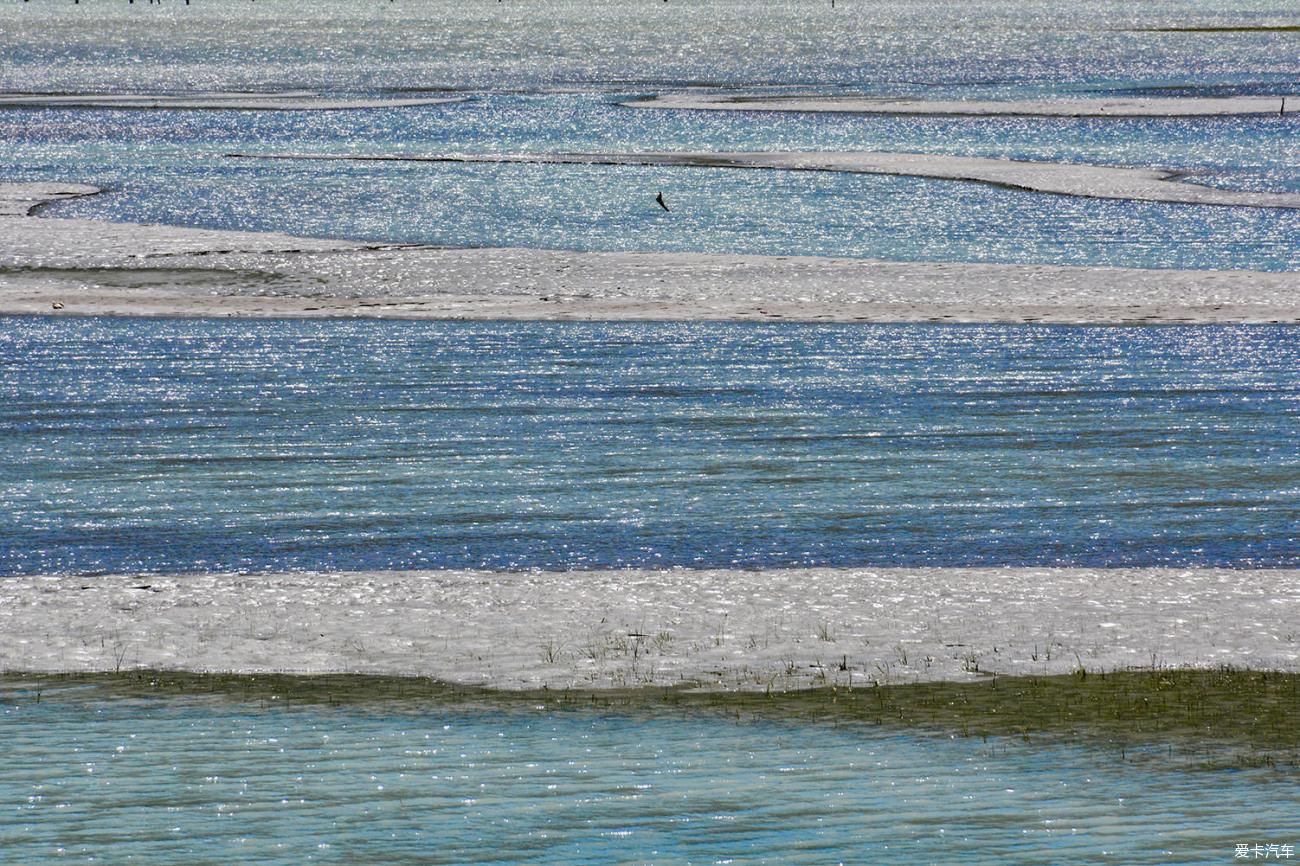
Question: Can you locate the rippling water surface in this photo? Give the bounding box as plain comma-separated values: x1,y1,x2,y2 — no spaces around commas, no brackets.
3,318,1297,575
2,0,1297,269
3,2,1297,860
2,680,1297,866
7,100,1298,271
4,4,1298,859
6,0,1300,94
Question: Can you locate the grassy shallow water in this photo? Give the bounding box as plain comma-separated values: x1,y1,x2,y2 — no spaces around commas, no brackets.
7,667,1298,770
9,676,1298,865
5,675,1298,864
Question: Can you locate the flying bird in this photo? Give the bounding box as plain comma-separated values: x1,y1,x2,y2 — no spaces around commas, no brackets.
655,191,670,212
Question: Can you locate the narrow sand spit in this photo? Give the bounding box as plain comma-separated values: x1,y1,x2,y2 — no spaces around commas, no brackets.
0,181,100,218
5,182,1300,323
627,93,1296,117
0,91,464,111
1,568,1296,691
229,149,1300,209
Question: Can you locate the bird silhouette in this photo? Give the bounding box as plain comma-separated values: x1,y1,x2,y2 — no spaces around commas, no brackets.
656,191,670,212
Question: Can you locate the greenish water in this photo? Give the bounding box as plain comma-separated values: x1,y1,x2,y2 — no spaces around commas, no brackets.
2,674,1298,865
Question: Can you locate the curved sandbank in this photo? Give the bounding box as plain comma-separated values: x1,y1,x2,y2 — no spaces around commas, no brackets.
1,567,1296,691
0,181,99,218
5,182,1300,324
228,149,1300,210
627,92,1296,117
0,91,464,111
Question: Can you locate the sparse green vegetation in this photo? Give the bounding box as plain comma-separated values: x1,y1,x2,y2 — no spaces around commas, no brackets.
4,667,1299,769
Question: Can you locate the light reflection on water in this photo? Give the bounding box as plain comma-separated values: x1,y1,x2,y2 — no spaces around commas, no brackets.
27,150,1300,272
2,4,1296,860
1,0,1297,271
8,103,1298,272
2,318,1298,575
3,0,1297,96
2,682,1296,865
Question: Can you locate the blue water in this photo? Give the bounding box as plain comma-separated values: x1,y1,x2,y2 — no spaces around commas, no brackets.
2,680,1297,866
4,3,1298,859
5,99,1297,271
2,1,1298,271
3,317,1297,576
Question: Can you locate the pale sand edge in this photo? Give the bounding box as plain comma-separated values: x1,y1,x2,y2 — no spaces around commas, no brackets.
5,182,1300,324
224,149,1300,209
9,291,1300,325
625,93,1297,117
0,92,465,111
2,568,1296,692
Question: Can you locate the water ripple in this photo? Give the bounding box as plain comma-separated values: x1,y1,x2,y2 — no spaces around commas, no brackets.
2,687,1296,865
2,318,1298,574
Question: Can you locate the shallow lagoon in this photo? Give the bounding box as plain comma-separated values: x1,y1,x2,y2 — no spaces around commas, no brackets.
3,677,1298,865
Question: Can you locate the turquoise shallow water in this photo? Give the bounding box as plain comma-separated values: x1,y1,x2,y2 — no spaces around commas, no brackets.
2,680,1297,865
3,318,1298,575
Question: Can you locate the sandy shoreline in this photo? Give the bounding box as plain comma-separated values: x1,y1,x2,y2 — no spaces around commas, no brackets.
5,182,1300,324
627,93,1297,117
2,567,1295,691
0,91,464,111
227,150,1300,209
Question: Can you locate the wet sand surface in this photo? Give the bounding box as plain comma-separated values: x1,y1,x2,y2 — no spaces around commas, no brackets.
227,150,1300,209
0,91,464,111
627,92,1297,117
5,183,1300,324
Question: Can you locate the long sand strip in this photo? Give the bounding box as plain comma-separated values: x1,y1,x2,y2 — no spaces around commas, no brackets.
228,149,1300,210
0,91,464,111
627,92,1297,117
6,182,1300,324
2,568,1296,692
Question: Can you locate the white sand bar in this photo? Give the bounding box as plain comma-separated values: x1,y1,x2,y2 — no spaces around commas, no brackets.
6,182,1300,324
0,91,464,111
0,181,100,218
234,149,1300,209
1,568,1296,691
628,93,1296,117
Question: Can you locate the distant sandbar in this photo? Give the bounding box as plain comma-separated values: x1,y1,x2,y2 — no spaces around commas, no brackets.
627,92,1295,117
227,149,1300,209
5,182,1300,325
0,91,464,111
